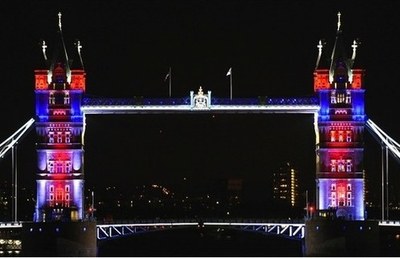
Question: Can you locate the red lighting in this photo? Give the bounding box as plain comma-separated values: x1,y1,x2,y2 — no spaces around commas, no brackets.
314,69,330,91
351,69,363,89
34,70,48,90
70,70,86,91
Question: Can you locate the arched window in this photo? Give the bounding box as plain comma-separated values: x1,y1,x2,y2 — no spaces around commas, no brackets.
330,192,336,207
56,162,63,173
64,92,70,105
48,161,54,173
346,160,352,172
338,159,345,172
65,161,72,173
65,131,71,143
346,131,352,142
49,132,54,143
57,132,63,143
346,192,352,206
330,160,337,172
49,92,55,104
330,91,336,104
338,131,344,142
345,91,351,104
330,130,336,142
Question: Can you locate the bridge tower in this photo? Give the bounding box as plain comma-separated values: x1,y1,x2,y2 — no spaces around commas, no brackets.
33,13,86,222
314,13,366,220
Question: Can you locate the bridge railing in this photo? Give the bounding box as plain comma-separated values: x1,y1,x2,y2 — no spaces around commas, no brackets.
96,220,198,240
82,96,319,107
0,222,23,229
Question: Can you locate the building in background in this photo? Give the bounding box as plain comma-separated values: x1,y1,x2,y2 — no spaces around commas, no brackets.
272,162,299,207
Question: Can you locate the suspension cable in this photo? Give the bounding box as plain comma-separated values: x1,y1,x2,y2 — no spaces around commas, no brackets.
0,118,35,159
366,119,400,162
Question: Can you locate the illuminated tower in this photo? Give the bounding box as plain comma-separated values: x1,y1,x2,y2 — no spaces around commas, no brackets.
314,13,365,220
34,13,86,222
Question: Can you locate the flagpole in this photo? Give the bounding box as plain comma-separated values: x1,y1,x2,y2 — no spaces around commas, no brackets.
169,67,172,98
230,69,233,100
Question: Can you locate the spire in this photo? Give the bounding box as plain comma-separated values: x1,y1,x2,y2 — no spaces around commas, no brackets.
351,40,358,60
71,39,85,70
58,12,62,31
48,12,71,84
337,12,341,32
41,40,48,61
315,39,329,69
329,11,350,86
350,39,361,68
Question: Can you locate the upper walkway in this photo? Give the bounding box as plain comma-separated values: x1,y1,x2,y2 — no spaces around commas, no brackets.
81,96,320,114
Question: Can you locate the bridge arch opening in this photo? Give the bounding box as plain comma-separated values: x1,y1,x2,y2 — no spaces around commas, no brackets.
83,113,316,220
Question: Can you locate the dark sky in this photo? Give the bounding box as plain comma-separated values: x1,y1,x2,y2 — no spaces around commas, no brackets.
1,0,400,202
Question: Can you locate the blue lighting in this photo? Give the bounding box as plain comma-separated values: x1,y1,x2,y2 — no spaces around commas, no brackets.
351,90,366,117
35,91,49,119
82,96,319,107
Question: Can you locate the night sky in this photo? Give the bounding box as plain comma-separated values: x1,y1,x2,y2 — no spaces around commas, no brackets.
1,0,400,205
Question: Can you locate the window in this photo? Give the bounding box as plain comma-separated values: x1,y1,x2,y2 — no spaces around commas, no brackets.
55,189,64,201
65,131,71,143
56,162,63,173
330,130,336,142
346,131,352,142
49,185,54,192
346,160,352,172
330,192,336,207
331,184,336,191
331,160,336,172
338,131,344,142
49,92,55,104
65,185,70,192
346,192,352,206
338,160,345,172
65,161,71,173
345,91,351,104
347,184,352,191
330,91,336,104
49,132,54,143
347,192,352,199
57,132,62,143
336,93,345,104
49,193,54,200
48,161,54,173
64,92,70,105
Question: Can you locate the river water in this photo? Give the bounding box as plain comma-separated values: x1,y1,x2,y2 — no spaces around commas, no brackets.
97,226,303,257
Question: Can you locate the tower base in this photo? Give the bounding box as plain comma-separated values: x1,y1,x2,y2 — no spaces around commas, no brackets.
21,221,97,256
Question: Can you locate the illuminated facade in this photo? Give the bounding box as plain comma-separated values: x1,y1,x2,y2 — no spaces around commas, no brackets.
314,13,366,220
272,162,299,207
34,14,86,222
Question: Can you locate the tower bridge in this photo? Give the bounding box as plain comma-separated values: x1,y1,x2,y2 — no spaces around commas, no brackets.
1,11,400,256
31,11,368,223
